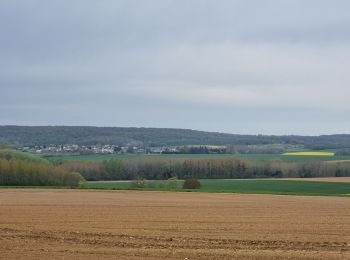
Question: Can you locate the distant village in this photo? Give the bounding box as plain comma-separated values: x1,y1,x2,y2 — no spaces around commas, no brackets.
19,144,153,155
17,143,296,156
17,144,226,156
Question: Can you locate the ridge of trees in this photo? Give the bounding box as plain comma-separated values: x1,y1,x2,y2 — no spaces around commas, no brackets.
60,158,350,181
1,126,350,149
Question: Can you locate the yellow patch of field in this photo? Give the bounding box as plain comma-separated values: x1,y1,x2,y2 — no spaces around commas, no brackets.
283,151,335,156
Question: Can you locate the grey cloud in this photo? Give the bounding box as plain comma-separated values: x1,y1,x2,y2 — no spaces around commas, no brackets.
1,0,349,134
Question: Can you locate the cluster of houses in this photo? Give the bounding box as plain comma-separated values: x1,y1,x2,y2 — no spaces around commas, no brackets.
18,144,226,156
17,144,179,155
19,144,137,155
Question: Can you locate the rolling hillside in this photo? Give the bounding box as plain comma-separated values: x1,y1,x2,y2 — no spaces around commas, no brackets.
1,125,350,149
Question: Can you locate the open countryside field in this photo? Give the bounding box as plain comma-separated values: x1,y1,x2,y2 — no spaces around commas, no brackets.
81,179,350,196
283,151,335,156
46,153,350,162
281,177,350,183
0,189,349,260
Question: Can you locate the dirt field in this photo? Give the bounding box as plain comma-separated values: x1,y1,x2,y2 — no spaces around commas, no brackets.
0,189,349,259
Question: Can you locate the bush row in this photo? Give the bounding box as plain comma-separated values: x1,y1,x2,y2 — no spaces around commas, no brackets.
60,158,350,181
0,158,84,186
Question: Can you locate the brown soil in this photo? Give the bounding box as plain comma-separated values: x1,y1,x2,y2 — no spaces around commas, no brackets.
0,189,349,259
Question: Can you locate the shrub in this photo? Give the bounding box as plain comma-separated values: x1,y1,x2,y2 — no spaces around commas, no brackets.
167,177,179,189
183,178,201,189
130,178,147,188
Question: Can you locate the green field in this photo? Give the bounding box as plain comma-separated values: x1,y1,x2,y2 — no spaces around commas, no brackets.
80,179,350,196
47,153,350,162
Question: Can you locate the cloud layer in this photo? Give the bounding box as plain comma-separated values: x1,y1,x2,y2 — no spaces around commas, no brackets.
1,0,350,134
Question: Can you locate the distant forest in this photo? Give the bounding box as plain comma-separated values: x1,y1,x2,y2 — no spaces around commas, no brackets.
1,126,350,149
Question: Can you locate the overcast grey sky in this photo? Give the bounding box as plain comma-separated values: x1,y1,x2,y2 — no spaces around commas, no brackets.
1,0,350,135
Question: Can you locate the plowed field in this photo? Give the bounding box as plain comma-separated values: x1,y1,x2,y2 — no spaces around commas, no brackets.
0,189,349,259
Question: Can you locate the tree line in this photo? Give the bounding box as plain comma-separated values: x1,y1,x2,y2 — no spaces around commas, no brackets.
2,154,350,185
0,157,83,186
3,126,350,149
59,158,350,181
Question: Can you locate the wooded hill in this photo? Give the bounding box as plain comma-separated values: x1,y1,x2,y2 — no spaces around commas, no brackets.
1,125,350,149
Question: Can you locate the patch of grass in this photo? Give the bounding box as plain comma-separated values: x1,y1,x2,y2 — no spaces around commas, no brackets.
46,153,350,162
198,179,350,196
80,179,350,196
80,181,132,190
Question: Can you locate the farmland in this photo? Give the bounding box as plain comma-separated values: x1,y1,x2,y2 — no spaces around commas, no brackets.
81,179,350,196
47,152,350,162
0,189,349,260
283,151,335,156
